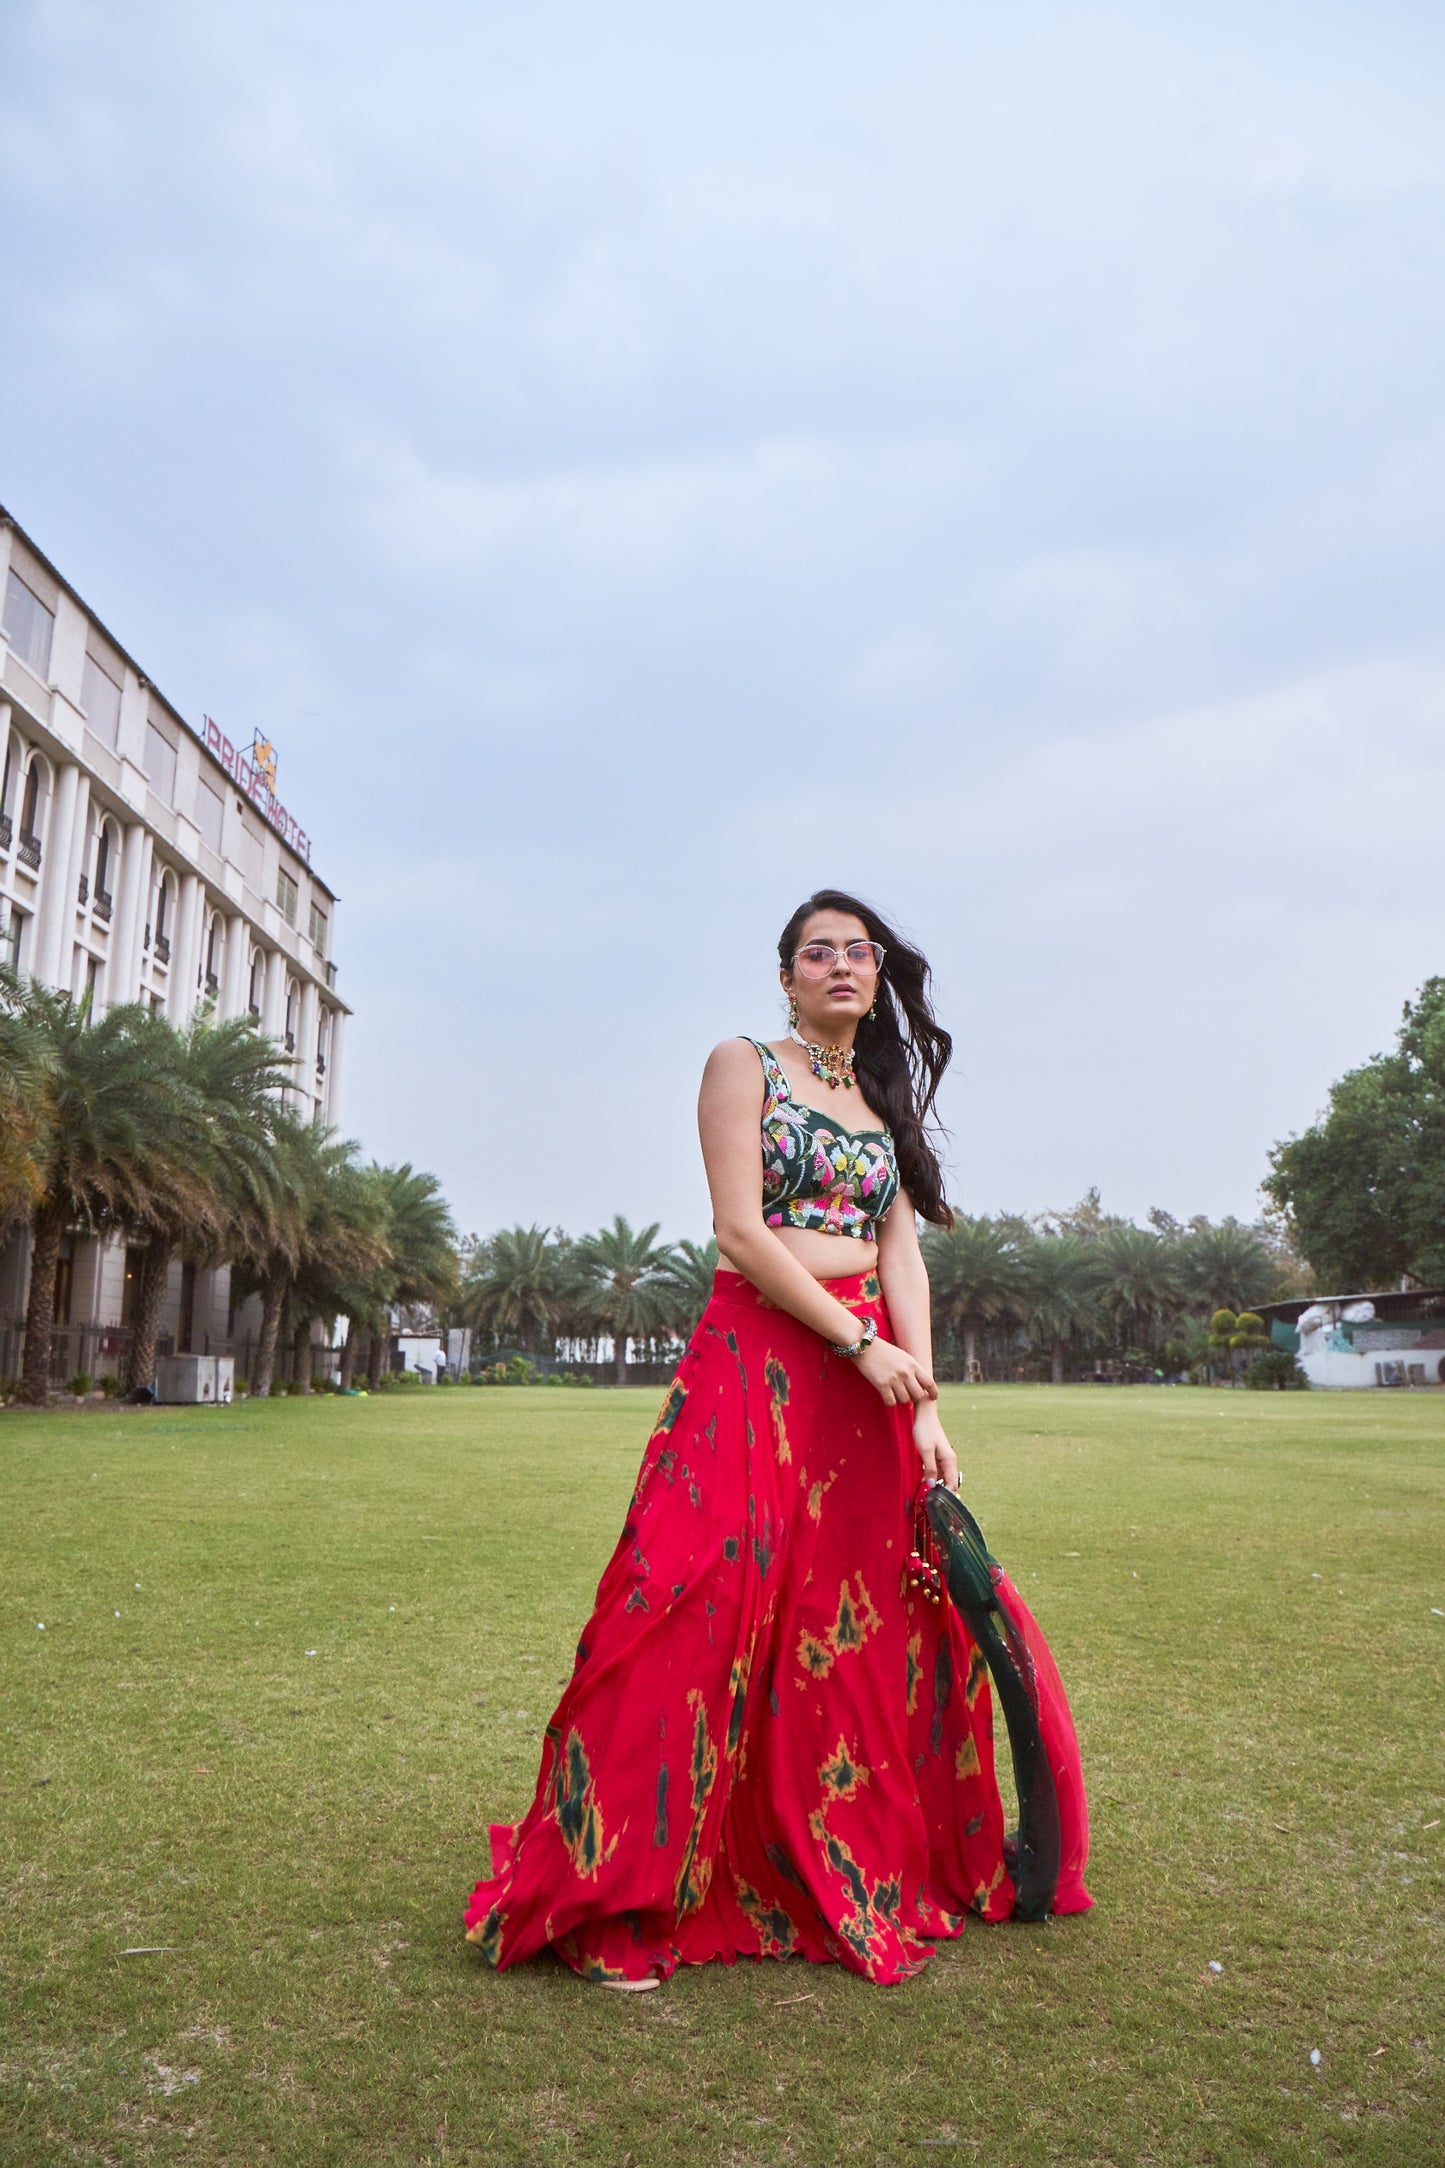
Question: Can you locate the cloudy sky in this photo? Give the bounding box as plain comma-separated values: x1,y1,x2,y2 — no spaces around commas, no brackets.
3,0,1443,1244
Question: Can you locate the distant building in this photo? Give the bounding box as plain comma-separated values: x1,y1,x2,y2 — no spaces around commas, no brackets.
1256,1290,1445,1389
0,507,350,1384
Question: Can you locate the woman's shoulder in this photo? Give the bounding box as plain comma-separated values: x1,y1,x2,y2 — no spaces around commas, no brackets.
704,1034,774,1067
700,1036,777,1095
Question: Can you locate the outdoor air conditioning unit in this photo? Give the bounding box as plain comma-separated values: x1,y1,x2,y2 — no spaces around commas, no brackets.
156,1355,219,1405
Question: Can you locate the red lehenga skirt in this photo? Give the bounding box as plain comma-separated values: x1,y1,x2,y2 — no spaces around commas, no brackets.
464,1270,1091,1986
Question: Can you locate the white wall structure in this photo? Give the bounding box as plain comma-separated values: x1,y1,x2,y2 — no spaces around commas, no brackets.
0,506,351,1381
1263,1293,1445,1389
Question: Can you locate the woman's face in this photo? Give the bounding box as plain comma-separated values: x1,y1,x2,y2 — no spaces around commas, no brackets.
780,909,879,1037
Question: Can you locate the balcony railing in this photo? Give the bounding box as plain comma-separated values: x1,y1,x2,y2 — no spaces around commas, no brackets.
205,972,219,997
17,830,41,871
93,888,113,923
284,1030,297,1054
248,1002,261,1019
316,1053,327,1077
0,813,11,851
154,933,171,963
78,872,89,904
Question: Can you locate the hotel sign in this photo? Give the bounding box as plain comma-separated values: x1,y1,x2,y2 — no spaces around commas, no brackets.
203,715,310,862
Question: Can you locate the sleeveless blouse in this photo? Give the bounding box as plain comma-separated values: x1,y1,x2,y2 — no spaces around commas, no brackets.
746,1037,900,1240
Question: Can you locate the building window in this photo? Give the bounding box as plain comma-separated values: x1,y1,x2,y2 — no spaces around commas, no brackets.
248,948,264,1017
0,904,24,973
3,570,55,679
152,873,172,963
195,780,224,853
84,955,101,1010
276,868,298,926
143,721,178,802
308,901,328,952
18,759,44,864
94,823,111,902
53,1241,75,1327
205,915,221,996
284,979,299,1053
81,654,123,747
177,1259,197,1354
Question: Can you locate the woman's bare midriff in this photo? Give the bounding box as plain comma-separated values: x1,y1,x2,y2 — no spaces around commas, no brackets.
716,1224,878,1282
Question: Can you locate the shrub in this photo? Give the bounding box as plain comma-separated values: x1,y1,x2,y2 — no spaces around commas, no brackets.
1243,1349,1310,1391
69,1372,92,1397
437,1373,453,1387
100,1374,120,1398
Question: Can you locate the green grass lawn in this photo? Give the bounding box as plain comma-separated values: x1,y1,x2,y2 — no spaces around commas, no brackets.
3,1383,1442,2167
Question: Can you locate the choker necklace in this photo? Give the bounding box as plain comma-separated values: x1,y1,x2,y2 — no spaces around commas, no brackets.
789,1026,856,1091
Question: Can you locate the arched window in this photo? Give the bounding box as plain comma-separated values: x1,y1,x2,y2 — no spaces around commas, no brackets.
17,756,46,869
316,1006,331,1080
284,978,299,1053
204,914,221,996
89,821,117,923
248,947,264,1018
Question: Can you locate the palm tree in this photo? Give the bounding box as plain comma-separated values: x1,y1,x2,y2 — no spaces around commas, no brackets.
340,1162,458,1390
0,967,55,1232
13,988,184,1406
125,1014,289,1395
657,1237,720,1341
231,1117,385,1398
922,1215,1031,1379
283,1143,391,1393
1024,1233,1104,1385
1175,1218,1282,1317
1094,1224,1179,1357
574,1216,677,1384
457,1225,570,1358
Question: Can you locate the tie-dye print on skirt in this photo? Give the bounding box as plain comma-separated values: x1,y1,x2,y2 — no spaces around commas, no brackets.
463,1269,1091,1985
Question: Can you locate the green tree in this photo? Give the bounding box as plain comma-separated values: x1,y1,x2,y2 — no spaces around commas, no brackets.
1265,978,1445,1289
574,1216,676,1384
922,1215,1031,1379
1173,1218,1284,1317
13,990,186,1407
284,1144,392,1393
1023,1233,1104,1384
657,1237,720,1340
339,1163,458,1390
125,1014,289,1395
1207,1308,1269,1385
457,1225,572,1358
1094,1224,1178,1356
0,967,55,1231
231,1118,386,1399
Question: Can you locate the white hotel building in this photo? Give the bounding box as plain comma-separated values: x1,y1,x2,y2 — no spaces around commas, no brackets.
0,508,348,1382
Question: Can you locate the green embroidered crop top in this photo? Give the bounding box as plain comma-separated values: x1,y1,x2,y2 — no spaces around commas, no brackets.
747,1038,900,1241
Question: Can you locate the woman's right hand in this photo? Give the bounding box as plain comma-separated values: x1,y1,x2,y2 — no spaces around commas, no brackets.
853,1333,938,1407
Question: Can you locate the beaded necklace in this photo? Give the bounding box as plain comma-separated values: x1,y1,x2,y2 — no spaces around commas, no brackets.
788,1026,857,1091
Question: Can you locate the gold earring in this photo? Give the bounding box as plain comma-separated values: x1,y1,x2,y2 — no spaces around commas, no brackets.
868,1002,876,1020
788,994,799,1029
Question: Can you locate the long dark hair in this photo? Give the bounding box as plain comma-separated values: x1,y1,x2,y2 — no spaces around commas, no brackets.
778,889,954,1226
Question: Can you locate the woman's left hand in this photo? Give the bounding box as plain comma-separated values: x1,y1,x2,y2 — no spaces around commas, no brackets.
912,1404,958,1490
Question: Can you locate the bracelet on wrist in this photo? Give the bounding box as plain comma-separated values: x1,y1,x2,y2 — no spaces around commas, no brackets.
829,1315,878,1360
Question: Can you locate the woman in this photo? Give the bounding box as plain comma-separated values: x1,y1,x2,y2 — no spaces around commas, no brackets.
464,890,1090,1988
